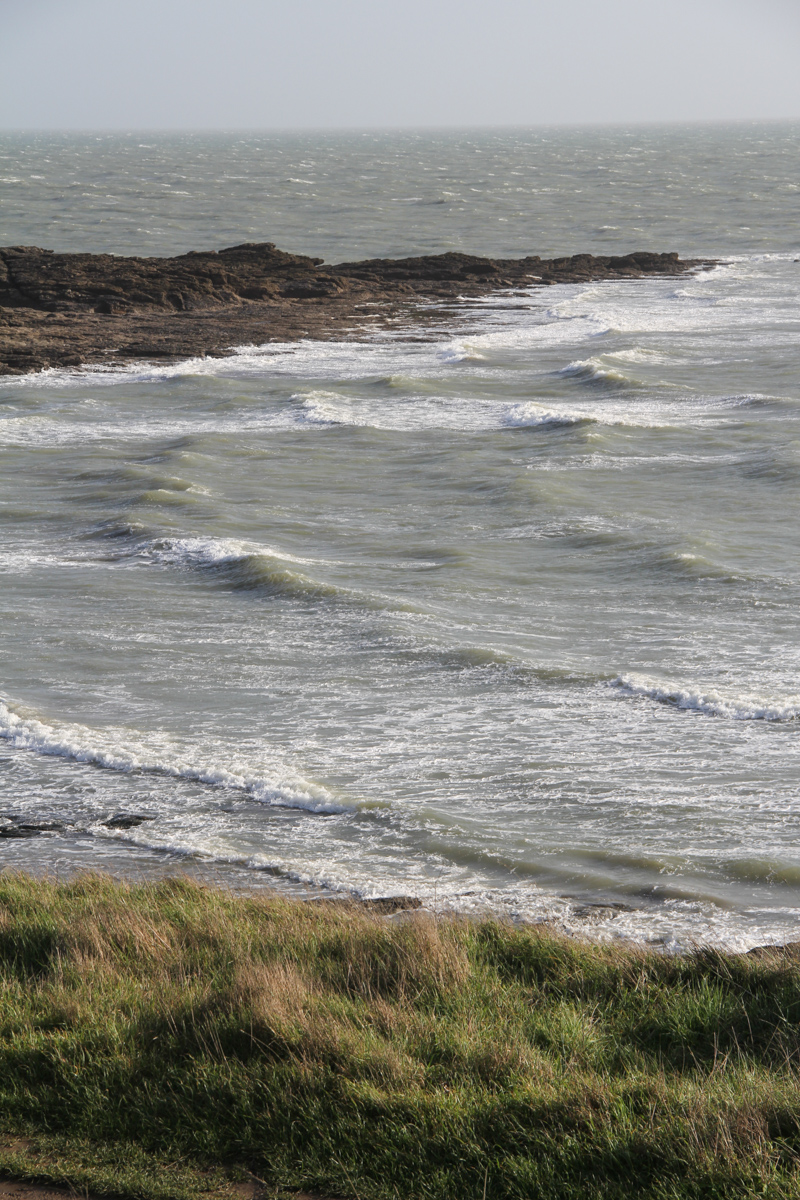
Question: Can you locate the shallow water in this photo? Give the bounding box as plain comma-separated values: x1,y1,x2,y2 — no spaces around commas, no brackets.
1,126,800,949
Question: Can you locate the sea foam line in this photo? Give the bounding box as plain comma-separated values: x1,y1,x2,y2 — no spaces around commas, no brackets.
612,674,800,721
0,698,347,813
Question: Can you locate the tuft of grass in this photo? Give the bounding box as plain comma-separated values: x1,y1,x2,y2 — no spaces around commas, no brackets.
1,872,800,1198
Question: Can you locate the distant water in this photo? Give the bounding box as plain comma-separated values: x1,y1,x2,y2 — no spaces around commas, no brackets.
1,125,800,950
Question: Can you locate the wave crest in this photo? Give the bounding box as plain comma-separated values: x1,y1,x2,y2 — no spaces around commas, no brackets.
502,402,588,429
612,674,800,721
0,697,345,812
141,536,344,599
292,391,368,427
559,357,646,388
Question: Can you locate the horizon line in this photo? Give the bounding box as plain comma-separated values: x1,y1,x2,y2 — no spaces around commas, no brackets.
2,117,800,137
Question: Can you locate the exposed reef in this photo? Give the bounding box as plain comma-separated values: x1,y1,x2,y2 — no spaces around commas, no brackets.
0,242,711,375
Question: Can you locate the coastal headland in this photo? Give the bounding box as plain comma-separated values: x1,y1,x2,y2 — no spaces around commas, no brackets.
0,243,709,375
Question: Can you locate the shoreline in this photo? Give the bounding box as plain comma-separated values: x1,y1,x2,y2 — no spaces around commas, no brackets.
2,848,797,955
0,243,712,376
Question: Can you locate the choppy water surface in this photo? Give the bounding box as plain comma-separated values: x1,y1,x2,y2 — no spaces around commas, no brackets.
1,126,800,948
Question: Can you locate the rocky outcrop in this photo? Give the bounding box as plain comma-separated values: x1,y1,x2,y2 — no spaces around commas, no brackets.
0,242,330,315
0,243,710,375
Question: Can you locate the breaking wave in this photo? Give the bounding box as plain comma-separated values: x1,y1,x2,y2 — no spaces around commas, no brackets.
140,536,347,600
612,674,800,721
291,391,369,427
0,697,346,813
136,535,418,611
558,357,648,388
501,402,588,428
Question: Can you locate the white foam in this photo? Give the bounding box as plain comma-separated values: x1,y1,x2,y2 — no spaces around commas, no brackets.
0,697,346,813
292,390,369,427
608,347,673,365
0,389,758,447
140,534,316,570
290,390,589,432
0,337,476,392
0,548,92,572
0,412,250,447
3,254,799,396
613,674,800,721
501,402,585,428
436,342,488,363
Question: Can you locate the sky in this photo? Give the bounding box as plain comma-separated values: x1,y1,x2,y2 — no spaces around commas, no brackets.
1,0,799,129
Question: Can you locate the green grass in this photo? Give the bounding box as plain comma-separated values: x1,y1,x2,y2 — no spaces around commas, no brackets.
1,872,800,1199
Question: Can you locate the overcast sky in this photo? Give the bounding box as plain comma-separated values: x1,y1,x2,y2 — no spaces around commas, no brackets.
1,0,799,129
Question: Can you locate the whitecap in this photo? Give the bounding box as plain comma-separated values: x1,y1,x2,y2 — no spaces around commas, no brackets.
612,674,800,721
140,534,316,570
0,697,346,813
436,343,488,363
291,390,368,426
501,402,586,429
558,356,646,387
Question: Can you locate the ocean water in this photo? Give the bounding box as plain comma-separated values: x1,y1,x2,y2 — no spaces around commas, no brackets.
1,125,800,949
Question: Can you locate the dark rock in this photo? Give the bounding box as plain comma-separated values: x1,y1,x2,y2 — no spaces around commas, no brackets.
0,242,713,376
102,812,156,829
747,941,800,958
0,816,66,835
94,298,131,315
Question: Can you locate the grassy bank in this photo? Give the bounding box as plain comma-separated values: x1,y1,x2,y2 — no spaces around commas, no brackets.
1,874,800,1199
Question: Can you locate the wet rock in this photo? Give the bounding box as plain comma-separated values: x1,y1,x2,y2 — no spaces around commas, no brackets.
102,812,156,829
102,812,155,829
0,816,65,836
0,242,713,376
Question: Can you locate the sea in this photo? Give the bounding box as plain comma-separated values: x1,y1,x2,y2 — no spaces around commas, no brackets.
1,124,799,950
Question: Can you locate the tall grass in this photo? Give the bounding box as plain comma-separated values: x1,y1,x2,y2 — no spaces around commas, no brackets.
1,872,799,1198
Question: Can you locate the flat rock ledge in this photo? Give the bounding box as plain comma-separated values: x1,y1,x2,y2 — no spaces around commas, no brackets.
0,242,711,376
